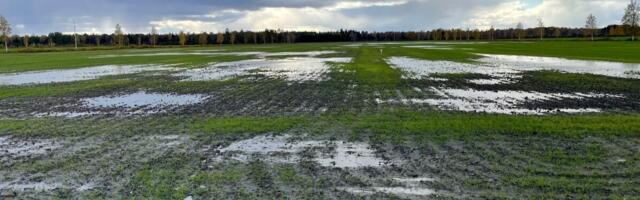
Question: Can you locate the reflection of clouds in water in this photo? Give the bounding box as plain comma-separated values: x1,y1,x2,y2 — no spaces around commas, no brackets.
91,50,341,59
386,56,519,79
0,65,178,86
378,87,610,115
217,134,386,168
82,92,207,108
476,54,640,79
176,57,351,82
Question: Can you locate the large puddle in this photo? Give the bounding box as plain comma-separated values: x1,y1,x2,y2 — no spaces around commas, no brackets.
339,177,437,197
0,136,63,166
386,57,518,79
0,65,177,85
388,55,640,81
82,91,207,108
216,134,386,169
176,57,351,82
404,45,452,50
0,134,188,192
476,54,640,79
379,87,608,115
340,186,435,197
35,92,208,117
92,50,341,59
384,56,632,114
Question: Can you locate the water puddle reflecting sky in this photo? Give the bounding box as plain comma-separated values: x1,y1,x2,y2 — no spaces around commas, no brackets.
82,91,207,108
176,57,351,82
0,65,177,86
475,54,640,79
91,50,341,59
217,134,386,168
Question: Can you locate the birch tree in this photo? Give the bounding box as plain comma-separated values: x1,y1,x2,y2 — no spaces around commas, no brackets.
150,26,158,47
229,31,236,45
0,16,11,53
216,32,224,45
179,31,187,46
622,0,639,41
114,24,124,47
586,14,597,41
252,32,258,44
516,22,525,40
489,26,495,40
23,35,29,48
198,32,208,46
537,18,545,40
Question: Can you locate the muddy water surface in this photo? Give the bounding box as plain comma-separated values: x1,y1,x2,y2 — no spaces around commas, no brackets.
379,87,607,115
176,57,351,82
217,134,386,168
476,54,640,79
92,50,341,59
82,91,207,108
386,57,518,79
0,65,177,85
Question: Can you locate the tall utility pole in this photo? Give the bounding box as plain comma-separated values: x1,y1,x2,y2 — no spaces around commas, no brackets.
74,20,78,49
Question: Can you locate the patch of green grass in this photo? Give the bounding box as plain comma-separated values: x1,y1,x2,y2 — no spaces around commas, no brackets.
348,111,640,141
0,78,135,99
510,176,617,196
0,119,38,134
5,111,640,140
384,46,476,62
190,117,306,135
3,41,640,74
248,160,275,190
344,46,402,87
127,154,197,199
276,165,307,185
191,169,244,186
468,41,640,63
520,71,640,93
185,110,640,141
0,49,250,73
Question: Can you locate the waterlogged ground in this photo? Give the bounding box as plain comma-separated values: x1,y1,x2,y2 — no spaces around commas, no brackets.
1,41,640,199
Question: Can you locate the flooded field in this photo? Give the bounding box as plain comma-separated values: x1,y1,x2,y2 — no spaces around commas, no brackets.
2,42,640,199
378,87,606,114
83,92,207,108
384,55,637,114
216,134,386,168
176,57,351,82
386,56,518,79
92,50,341,59
34,92,208,117
0,64,177,85
403,45,455,50
3,130,638,199
476,54,640,79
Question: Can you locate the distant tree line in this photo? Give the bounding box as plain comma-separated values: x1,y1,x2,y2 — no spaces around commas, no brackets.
0,0,639,49
0,24,636,49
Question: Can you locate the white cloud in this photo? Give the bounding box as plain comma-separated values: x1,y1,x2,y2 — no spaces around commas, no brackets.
234,7,368,31
151,19,221,33
465,0,627,30
150,2,379,33
325,0,410,11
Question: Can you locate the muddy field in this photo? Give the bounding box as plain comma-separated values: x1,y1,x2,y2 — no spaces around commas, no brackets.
1,41,640,199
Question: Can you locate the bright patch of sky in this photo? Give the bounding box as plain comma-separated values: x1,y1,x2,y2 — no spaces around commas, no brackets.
523,0,543,8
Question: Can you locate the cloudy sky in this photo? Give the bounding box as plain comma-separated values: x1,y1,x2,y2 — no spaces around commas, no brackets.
0,0,630,35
